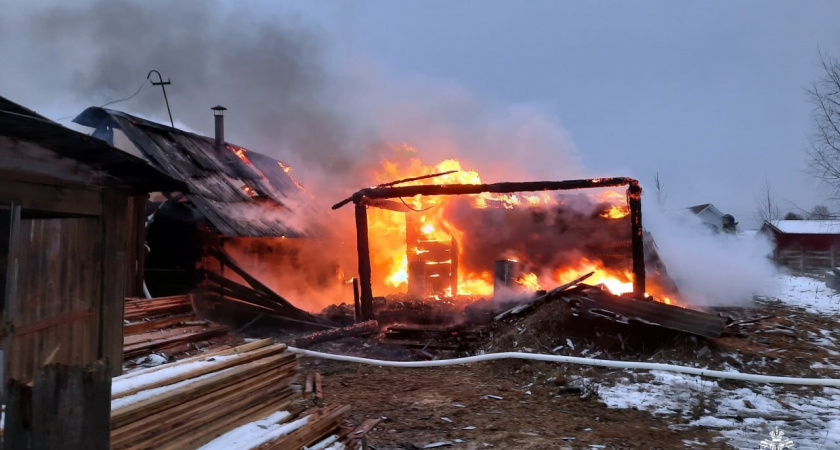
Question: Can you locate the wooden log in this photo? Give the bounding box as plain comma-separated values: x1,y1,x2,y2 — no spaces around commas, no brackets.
627,182,645,299
5,361,110,450
333,177,637,209
355,204,375,321
293,320,379,348
353,277,361,323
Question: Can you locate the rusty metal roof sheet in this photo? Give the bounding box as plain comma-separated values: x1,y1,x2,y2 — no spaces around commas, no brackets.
73,107,303,237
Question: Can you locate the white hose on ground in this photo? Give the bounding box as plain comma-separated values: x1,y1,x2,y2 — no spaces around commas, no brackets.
287,347,840,387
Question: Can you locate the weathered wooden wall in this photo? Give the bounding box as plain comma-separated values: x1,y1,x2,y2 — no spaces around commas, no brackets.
9,217,102,382
1,175,139,384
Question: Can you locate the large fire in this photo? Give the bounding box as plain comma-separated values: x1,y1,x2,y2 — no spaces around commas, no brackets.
365,145,680,306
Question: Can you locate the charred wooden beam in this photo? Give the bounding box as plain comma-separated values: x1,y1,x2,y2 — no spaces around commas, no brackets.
293,320,379,348
352,278,361,323
627,182,645,299
332,177,637,209
355,205,375,321
358,196,413,212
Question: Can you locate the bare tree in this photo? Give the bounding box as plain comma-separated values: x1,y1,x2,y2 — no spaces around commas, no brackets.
810,204,832,219
653,172,667,207
807,52,840,198
755,179,781,225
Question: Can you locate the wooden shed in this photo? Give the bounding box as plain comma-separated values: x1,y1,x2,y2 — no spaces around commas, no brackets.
0,96,181,388
759,219,840,272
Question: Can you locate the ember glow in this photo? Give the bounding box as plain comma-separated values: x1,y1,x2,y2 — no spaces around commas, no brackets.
364,145,680,305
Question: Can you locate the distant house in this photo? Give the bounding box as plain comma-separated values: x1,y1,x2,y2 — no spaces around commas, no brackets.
687,203,726,232
759,220,840,272
0,95,180,387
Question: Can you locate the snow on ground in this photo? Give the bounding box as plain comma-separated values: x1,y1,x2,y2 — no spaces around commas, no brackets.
599,371,840,449
597,274,840,449
762,274,840,314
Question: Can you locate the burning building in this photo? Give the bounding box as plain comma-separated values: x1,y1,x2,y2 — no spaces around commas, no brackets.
72,106,333,329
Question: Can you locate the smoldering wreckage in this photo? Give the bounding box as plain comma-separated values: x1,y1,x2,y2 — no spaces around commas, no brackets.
0,95,836,450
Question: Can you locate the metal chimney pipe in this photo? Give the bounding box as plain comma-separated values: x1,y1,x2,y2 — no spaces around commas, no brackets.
211,105,227,151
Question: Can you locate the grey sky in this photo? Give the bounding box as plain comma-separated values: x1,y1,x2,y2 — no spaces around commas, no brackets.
281,0,840,227
3,1,839,228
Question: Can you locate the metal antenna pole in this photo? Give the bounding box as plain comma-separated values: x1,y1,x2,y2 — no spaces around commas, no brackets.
147,69,174,128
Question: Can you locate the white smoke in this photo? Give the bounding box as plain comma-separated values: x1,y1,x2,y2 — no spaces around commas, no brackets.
643,203,779,306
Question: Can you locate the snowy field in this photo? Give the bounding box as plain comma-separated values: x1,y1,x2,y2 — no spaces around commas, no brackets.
597,274,840,449
766,274,840,315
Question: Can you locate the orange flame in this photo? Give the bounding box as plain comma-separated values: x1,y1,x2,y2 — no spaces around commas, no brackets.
600,204,630,219
516,272,542,291
363,144,680,305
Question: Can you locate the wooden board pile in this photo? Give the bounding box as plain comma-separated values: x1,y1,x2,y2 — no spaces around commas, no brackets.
110,339,369,449
123,294,234,360
199,247,330,330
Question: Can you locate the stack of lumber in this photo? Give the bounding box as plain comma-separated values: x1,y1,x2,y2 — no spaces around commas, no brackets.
123,294,235,360
111,339,364,450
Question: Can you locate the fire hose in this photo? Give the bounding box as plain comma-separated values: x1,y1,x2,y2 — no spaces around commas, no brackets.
286,347,840,387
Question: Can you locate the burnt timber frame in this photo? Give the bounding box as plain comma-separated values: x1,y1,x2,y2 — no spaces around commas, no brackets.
333,177,645,321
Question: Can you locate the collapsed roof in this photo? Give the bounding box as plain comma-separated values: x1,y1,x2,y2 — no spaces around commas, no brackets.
74,107,303,237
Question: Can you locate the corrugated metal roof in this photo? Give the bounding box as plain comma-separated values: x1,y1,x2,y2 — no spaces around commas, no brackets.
0,96,182,192
74,107,303,238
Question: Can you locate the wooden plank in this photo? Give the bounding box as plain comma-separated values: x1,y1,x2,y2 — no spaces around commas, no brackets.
123,326,229,358
5,361,111,450
305,372,314,396
112,343,290,399
12,309,93,336
112,365,298,448
2,201,21,396
123,313,197,336
124,381,297,450
114,338,274,382
0,174,101,216
111,352,297,428
314,372,323,400
262,404,350,450
350,418,381,439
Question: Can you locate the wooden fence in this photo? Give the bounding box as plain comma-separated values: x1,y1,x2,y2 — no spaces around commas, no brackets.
776,247,838,273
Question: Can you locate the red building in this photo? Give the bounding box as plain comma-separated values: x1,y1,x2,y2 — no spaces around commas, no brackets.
759,220,840,272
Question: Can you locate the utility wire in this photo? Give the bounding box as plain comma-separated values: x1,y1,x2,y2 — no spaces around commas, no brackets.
52,78,149,122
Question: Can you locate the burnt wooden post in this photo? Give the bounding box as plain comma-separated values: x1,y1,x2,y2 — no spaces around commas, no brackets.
352,277,361,323
628,181,645,299
5,361,111,450
355,204,375,321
